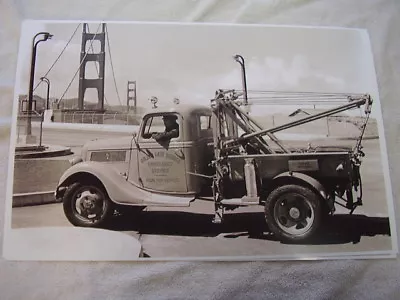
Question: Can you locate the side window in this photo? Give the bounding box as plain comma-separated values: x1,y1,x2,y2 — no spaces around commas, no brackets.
141,114,180,140
198,115,212,138
200,115,211,130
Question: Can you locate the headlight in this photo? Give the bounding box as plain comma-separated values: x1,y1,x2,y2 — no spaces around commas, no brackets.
69,156,83,166
81,146,89,161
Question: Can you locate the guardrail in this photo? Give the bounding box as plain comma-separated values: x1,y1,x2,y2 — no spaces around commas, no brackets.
59,111,141,125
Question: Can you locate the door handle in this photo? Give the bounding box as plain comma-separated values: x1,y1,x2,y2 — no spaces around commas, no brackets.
145,149,154,158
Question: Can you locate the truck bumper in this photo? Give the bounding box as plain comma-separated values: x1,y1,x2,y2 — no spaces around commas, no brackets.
54,186,67,202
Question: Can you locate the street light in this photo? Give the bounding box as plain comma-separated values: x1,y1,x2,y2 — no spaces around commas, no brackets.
40,76,50,110
233,54,248,107
26,32,53,140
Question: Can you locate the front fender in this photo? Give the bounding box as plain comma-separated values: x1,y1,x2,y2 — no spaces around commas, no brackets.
56,161,149,205
273,171,328,200
56,161,195,206
57,161,115,190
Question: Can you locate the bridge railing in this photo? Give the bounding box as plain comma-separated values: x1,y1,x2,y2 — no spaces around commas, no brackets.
59,111,142,125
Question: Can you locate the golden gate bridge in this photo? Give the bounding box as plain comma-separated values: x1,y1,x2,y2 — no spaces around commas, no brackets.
17,22,366,147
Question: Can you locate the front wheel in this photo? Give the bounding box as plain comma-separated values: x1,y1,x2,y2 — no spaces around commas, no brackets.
63,182,114,227
264,184,322,242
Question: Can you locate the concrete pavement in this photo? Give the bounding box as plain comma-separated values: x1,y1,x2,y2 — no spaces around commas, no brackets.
11,199,392,259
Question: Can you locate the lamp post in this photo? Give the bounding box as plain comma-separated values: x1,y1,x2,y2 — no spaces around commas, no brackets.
40,76,50,110
26,32,53,141
233,54,248,107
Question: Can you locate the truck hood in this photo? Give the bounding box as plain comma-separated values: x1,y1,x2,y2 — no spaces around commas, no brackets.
83,136,134,151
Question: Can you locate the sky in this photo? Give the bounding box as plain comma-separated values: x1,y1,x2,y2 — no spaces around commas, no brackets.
15,21,380,117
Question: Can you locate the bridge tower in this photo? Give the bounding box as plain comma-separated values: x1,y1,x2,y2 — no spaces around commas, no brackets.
78,23,106,111
127,81,137,112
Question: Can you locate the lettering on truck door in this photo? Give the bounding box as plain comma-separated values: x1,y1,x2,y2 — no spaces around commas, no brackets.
136,113,187,192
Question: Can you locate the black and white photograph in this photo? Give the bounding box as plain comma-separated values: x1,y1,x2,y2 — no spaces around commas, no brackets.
2,20,398,261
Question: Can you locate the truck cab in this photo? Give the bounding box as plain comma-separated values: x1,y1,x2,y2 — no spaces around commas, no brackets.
55,105,215,227
129,105,214,194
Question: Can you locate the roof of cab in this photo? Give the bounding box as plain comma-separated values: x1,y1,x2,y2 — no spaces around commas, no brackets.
144,104,212,117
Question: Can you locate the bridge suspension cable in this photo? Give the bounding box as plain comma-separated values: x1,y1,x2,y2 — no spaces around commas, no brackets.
33,23,82,93
57,23,102,107
105,24,122,108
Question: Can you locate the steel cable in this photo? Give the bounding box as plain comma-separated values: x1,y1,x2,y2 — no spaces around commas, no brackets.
105,24,122,108
57,23,102,107
33,23,82,93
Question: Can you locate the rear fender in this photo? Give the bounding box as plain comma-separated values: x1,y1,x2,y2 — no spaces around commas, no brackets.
270,171,328,201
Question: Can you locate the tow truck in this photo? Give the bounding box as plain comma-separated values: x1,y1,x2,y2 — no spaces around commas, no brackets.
55,82,373,243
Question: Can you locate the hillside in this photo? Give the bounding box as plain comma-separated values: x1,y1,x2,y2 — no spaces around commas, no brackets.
16,95,379,138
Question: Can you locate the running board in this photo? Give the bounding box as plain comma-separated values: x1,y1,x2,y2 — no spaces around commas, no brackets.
221,197,259,206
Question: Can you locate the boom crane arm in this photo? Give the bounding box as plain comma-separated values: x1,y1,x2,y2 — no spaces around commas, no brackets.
211,90,288,155
214,91,373,155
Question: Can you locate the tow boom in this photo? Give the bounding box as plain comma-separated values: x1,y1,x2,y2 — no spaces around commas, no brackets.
210,89,373,223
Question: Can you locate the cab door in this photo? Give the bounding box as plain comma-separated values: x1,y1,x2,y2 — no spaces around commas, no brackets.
135,113,187,193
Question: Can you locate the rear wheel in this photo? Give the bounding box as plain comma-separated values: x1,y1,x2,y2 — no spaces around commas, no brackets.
264,184,322,242
63,182,114,227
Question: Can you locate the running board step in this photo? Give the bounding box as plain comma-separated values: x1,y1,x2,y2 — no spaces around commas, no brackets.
220,197,259,206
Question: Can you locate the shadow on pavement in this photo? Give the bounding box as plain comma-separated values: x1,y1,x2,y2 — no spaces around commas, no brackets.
109,211,268,238
107,211,390,245
300,214,391,245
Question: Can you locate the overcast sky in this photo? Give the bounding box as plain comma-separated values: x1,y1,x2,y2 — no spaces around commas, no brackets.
15,21,380,117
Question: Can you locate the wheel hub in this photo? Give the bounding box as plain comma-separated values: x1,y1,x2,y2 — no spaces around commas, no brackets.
76,190,102,216
289,207,301,219
273,193,315,236
82,198,95,209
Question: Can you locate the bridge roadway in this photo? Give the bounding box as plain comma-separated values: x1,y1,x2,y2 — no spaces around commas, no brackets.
11,126,394,259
